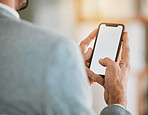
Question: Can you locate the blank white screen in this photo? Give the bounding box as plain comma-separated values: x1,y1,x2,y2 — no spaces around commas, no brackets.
90,24,123,75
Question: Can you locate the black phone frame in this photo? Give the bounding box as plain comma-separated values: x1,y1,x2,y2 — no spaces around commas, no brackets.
89,23,125,78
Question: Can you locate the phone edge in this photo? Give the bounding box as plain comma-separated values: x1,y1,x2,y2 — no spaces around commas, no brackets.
89,23,125,78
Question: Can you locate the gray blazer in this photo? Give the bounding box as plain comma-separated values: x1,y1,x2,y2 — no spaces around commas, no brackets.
0,8,131,115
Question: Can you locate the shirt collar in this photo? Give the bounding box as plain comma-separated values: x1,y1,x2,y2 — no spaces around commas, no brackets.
0,3,20,19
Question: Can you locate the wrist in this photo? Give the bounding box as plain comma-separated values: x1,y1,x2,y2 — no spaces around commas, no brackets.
108,93,127,108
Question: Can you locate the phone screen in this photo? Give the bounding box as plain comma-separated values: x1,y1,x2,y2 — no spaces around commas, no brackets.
90,24,124,76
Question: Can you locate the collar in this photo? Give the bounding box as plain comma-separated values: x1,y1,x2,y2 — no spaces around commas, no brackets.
0,3,20,19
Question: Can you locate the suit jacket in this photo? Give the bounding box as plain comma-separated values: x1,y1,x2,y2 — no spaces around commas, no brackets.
0,7,131,115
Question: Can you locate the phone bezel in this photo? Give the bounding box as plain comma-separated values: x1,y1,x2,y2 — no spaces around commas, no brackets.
89,23,125,78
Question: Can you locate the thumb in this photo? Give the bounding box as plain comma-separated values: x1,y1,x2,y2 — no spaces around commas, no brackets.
99,57,115,67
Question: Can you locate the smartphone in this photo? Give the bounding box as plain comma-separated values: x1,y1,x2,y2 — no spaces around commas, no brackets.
89,23,124,77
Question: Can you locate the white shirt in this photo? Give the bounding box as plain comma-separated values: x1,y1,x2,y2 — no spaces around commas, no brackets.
0,3,20,19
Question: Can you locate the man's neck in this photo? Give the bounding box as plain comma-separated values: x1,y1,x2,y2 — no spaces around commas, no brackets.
0,0,15,10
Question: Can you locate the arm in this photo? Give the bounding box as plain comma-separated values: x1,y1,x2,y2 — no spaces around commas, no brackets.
44,39,96,115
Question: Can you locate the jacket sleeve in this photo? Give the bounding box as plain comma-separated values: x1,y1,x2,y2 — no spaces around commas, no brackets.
43,39,96,115
100,105,132,115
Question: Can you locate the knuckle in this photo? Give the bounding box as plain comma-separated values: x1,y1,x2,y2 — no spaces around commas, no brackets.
126,62,130,68
115,62,119,67
89,36,94,39
111,62,117,66
108,62,118,70
113,63,118,69
127,64,130,71
80,41,84,46
123,63,130,71
96,77,100,83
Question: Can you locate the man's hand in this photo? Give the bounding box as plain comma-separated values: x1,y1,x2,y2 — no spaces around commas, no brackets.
79,29,104,86
80,29,130,107
98,32,130,107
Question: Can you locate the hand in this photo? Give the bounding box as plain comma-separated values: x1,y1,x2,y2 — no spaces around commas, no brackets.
98,32,130,107
79,29,104,86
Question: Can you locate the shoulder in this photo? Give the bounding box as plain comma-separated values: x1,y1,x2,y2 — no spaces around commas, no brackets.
19,19,70,43
1,16,79,60
3,17,71,45
19,19,79,60
18,19,80,61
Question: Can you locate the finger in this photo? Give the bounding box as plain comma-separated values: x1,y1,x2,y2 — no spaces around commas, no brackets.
85,62,89,67
88,77,95,87
120,32,130,68
116,45,122,63
86,59,91,66
83,48,93,61
99,58,115,67
80,29,98,53
86,67,104,86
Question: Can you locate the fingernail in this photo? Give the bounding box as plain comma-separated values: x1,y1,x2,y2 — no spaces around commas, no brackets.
124,32,128,36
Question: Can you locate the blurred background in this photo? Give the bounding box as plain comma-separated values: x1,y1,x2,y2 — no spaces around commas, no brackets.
19,0,148,115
